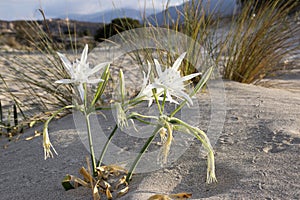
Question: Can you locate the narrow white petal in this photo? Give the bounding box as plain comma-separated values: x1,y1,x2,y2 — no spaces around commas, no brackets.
151,82,167,90
172,52,186,71
87,62,110,76
55,79,76,84
148,98,154,107
57,52,74,76
154,59,163,76
175,90,193,106
86,79,104,84
81,44,89,64
180,72,201,82
146,62,151,80
165,90,179,104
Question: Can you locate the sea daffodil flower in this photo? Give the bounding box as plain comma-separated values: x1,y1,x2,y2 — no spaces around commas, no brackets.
140,53,201,106
55,44,110,101
43,127,58,160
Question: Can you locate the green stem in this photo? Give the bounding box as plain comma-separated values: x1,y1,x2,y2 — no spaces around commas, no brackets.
152,89,162,115
126,124,163,182
97,124,118,167
45,105,75,127
83,83,97,175
169,117,212,152
84,113,97,176
161,89,167,113
128,112,158,120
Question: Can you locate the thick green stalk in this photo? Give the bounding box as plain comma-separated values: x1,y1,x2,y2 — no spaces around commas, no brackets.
169,116,216,183
83,83,97,175
161,89,167,113
84,113,97,176
126,124,163,182
152,89,162,115
169,117,211,150
97,124,118,167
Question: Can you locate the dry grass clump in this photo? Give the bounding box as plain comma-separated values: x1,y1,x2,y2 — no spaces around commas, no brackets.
0,15,77,123
218,0,300,83
141,0,300,84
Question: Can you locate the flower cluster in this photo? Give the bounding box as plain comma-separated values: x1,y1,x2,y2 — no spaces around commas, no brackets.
138,52,201,106
42,44,216,187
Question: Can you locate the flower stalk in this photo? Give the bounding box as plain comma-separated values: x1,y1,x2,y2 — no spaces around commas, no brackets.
169,117,217,183
84,113,97,175
43,105,75,160
126,124,163,182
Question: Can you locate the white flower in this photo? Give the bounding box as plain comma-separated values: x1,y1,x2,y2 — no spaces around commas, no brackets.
140,52,201,106
115,102,128,129
135,62,156,106
43,128,58,160
55,44,110,101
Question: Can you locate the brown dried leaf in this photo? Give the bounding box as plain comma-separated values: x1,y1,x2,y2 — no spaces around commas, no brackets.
97,166,110,180
103,180,111,189
25,130,41,141
115,175,128,190
117,186,129,198
147,194,171,200
104,165,128,175
79,167,95,183
169,192,192,199
29,120,37,128
105,187,113,200
93,184,101,200
148,192,192,200
61,174,90,190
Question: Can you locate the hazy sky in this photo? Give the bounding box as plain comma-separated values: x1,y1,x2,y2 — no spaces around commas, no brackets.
0,0,187,20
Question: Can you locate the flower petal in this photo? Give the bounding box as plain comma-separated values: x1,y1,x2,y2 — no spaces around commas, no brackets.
180,72,201,82
172,52,186,71
87,62,110,77
55,79,76,84
154,59,163,76
174,90,193,106
43,128,58,160
80,44,88,65
86,79,104,84
57,52,74,77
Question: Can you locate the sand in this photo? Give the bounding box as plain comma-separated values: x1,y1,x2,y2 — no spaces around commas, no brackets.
0,43,300,199
0,69,299,199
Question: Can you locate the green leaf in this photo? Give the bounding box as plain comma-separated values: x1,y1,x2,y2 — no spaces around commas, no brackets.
190,66,214,97
91,64,110,107
119,69,126,104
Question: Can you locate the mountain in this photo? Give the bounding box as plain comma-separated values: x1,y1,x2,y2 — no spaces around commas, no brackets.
146,0,241,26
61,8,155,23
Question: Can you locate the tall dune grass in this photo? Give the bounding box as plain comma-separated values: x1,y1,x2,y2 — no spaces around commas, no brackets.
0,13,78,123
220,0,300,83
140,0,299,83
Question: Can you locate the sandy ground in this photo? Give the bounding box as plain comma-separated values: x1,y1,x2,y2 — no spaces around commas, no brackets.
0,45,300,199
0,71,299,199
